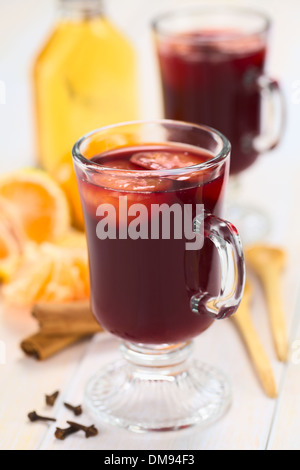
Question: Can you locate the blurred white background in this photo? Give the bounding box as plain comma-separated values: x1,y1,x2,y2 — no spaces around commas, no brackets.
0,0,299,172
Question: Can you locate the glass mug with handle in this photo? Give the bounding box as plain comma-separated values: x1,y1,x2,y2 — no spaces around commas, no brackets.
73,120,245,432
152,6,285,242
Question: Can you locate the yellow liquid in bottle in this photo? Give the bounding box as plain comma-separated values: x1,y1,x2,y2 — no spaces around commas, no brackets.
33,15,139,228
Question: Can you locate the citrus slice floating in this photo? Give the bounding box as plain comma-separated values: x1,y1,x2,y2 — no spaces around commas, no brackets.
130,151,208,170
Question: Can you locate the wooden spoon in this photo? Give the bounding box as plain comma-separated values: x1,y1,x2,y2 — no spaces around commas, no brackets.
232,281,277,398
246,244,289,363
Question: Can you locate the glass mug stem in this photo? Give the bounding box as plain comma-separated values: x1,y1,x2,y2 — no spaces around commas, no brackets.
120,341,193,370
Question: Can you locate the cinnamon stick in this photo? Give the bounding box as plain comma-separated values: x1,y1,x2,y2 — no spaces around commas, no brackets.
32,300,102,336
20,332,88,361
20,300,104,360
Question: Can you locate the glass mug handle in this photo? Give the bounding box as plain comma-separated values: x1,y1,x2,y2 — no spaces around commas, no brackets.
190,213,245,320
253,75,286,153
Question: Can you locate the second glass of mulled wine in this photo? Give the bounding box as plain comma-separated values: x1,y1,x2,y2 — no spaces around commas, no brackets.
73,120,245,432
153,6,285,241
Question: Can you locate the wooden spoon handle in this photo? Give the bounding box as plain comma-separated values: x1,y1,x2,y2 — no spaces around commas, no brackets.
263,271,289,362
233,311,277,398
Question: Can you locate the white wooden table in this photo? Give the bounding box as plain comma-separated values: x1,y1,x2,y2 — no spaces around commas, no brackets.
0,0,300,451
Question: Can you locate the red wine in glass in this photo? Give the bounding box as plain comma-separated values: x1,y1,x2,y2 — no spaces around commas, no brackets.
79,144,229,344
156,30,267,174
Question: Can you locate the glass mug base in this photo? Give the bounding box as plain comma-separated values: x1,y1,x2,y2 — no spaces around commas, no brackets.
84,342,232,432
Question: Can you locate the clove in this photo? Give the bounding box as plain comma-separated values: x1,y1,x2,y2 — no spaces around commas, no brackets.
46,391,60,407
64,402,82,416
55,425,79,441
67,421,98,438
28,411,56,423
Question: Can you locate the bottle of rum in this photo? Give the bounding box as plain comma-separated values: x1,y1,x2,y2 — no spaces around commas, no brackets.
33,0,139,228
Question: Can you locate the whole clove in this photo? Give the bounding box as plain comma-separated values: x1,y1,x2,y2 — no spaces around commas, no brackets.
46,391,60,407
28,411,56,423
54,421,98,441
55,425,79,441
27,391,99,441
64,402,82,416
67,421,98,438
